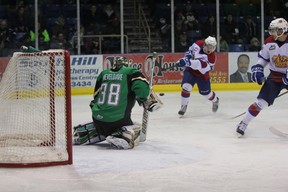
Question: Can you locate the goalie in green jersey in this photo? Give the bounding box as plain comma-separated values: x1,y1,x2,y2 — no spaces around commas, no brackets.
73,57,162,149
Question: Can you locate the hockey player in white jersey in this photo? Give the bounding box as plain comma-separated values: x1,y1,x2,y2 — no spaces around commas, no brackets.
236,18,288,137
176,36,219,117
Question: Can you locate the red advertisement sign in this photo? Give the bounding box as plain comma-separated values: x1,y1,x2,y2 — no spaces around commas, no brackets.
210,52,229,83
103,53,184,85
103,52,229,85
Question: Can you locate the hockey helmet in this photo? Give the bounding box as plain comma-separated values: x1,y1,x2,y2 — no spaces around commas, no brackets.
268,18,288,40
204,36,217,54
112,57,129,70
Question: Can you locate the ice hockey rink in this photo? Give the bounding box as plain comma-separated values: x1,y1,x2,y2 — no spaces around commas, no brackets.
1,90,288,192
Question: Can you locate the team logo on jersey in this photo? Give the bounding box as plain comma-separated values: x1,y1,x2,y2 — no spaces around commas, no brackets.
273,55,288,68
269,45,276,50
96,115,103,119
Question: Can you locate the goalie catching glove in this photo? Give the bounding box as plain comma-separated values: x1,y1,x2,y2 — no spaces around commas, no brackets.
140,90,163,112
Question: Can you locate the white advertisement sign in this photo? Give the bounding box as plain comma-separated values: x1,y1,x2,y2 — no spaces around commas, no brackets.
70,55,103,88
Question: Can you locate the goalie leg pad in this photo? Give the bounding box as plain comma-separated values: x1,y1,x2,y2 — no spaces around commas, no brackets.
106,125,142,149
128,124,142,146
144,90,163,112
73,122,105,145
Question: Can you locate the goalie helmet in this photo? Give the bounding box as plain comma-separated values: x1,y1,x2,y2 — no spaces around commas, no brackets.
268,18,288,40
204,36,217,54
112,57,129,70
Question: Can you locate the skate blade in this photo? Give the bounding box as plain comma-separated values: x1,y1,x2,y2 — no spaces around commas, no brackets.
236,132,244,138
178,114,184,118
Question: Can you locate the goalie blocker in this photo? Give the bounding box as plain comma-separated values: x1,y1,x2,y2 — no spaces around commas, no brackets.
73,90,163,147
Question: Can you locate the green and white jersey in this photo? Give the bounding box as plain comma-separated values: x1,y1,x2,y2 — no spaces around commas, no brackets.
92,67,150,122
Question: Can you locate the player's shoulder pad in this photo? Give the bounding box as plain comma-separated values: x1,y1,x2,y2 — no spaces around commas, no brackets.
195,40,204,47
118,66,140,74
129,68,148,83
264,36,275,44
121,67,145,77
97,69,107,78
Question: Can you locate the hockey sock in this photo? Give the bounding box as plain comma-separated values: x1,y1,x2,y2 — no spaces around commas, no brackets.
244,99,268,124
206,91,217,102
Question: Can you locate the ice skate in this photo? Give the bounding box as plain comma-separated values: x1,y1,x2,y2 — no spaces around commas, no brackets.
178,105,187,117
236,121,247,138
212,97,219,112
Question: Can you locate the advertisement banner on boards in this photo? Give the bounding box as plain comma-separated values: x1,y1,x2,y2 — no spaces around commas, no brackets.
70,55,103,88
0,52,255,88
102,52,229,85
228,52,269,83
103,53,184,85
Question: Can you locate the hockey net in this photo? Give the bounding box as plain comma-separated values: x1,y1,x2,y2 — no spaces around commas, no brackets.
0,49,72,167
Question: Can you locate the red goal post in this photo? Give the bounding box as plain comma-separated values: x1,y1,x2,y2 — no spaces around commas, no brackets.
0,49,72,167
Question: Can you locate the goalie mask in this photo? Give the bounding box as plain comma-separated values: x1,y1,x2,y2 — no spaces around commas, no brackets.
203,36,217,54
268,18,288,40
112,57,129,70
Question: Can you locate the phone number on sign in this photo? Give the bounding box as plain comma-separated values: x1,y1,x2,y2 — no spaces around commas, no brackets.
72,81,93,87
210,76,227,83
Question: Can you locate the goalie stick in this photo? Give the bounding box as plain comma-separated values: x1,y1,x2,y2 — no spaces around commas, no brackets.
269,127,288,138
140,52,157,142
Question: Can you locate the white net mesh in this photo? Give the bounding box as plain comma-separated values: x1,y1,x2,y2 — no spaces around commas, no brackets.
0,50,71,166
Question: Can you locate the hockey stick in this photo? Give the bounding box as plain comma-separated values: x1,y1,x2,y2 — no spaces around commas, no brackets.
231,90,288,119
20,45,42,52
269,127,288,138
140,52,157,142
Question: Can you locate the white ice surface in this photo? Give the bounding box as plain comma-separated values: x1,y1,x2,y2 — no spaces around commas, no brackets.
1,91,288,192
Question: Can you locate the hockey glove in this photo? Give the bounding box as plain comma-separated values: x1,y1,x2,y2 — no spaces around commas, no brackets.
142,91,163,112
282,69,288,85
176,58,191,68
251,64,265,85
138,100,155,112
184,50,192,60
144,100,160,112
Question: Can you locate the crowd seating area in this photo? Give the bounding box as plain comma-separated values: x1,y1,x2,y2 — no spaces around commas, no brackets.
0,0,287,56
0,0,119,56
152,0,287,52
